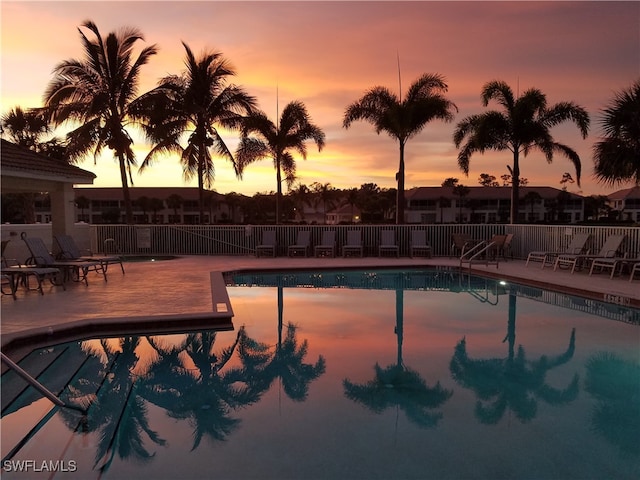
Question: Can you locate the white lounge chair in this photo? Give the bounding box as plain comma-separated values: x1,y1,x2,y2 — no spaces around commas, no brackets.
288,231,311,257
410,230,432,258
526,232,591,269
342,230,363,257
589,255,640,279
256,230,277,257
314,230,336,257
379,230,399,257
554,234,625,274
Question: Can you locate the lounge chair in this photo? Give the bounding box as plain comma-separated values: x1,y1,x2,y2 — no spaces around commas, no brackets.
630,261,640,282
1,273,17,299
54,234,125,275
256,230,277,257
410,230,432,258
451,233,474,257
2,238,65,295
526,232,591,269
486,234,507,260
589,255,640,280
379,230,399,257
21,233,104,285
342,230,363,257
2,258,64,295
500,233,514,261
314,230,336,257
554,234,626,274
288,230,311,257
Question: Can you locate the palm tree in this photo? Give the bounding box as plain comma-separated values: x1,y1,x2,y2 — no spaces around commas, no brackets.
453,80,589,224
236,101,326,224
523,190,542,222
593,79,640,186
133,42,256,223
76,195,91,222
452,184,470,223
166,193,183,223
43,21,158,224
343,73,457,224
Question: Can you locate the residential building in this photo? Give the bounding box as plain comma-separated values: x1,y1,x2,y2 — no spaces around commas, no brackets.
71,187,234,224
608,186,640,222
405,186,585,224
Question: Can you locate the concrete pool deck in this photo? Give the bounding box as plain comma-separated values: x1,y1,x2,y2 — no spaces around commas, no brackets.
1,255,639,339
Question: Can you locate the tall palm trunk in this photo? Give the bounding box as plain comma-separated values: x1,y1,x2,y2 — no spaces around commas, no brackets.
510,150,521,224
198,163,205,223
397,141,406,224
118,153,134,224
275,154,282,225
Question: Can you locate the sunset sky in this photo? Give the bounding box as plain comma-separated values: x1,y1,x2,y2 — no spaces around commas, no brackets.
2,1,638,197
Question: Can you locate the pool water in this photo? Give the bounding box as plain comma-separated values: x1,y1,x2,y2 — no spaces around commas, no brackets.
2,269,639,479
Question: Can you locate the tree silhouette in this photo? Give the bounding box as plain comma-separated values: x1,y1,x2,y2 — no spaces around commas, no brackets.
58,336,166,473
344,74,457,224
143,329,260,450
44,21,158,224
236,101,325,224
450,293,579,424
237,286,326,403
454,80,589,223
593,79,640,186
133,42,256,223
344,285,452,429
584,352,640,457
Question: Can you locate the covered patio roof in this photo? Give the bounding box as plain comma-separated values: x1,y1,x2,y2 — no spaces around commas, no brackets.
1,139,95,193
1,139,96,237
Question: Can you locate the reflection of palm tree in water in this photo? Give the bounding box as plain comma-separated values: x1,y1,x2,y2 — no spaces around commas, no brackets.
450,293,579,424
143,328,261,450
344,287,453,429
237,286,326,404
59,336,166,473
584,352,640,458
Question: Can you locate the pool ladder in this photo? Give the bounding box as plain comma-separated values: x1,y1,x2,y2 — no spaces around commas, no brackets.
1,352,84,412
459,240,500,271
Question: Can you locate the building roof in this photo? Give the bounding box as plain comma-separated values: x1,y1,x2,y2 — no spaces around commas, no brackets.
74,186,228,202
1,139,96,185
405,186,583,201
608,185,640,201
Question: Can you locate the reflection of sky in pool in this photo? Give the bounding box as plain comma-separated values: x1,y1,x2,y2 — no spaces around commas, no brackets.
2,269,639,479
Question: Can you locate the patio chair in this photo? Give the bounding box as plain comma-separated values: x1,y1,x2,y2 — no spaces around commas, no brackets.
500,233,514,261
342,230,363,257
554,234,626,274
54,234,125,275
526,232,591,269
451,233,474,257
21,233,104,285
256,230,277,257
589,255,640,280
379,230,399,257
409,230,432,258
288,230,311,257
630,261,640,282
2,238,65,295
314,230,336,257
486,234,507,260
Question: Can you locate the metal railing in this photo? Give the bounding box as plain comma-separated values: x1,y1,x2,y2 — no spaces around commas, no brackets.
89,224,639,260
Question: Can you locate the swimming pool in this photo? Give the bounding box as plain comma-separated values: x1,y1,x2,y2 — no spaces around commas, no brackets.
2,268,639,479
